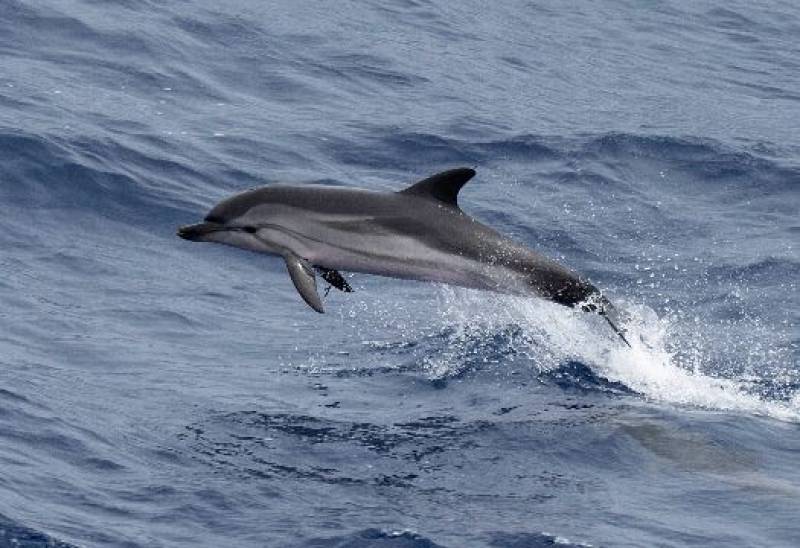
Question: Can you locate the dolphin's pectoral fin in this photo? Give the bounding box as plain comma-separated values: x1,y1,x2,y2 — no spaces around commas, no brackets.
316,267,353,293
285,253,324,313
399,167,476,208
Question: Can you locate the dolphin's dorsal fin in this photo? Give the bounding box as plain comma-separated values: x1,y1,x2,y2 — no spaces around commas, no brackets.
285,253,324,313
399,168,476,207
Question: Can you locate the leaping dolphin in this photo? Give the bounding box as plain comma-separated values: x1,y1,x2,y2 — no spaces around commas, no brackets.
178,168,630,346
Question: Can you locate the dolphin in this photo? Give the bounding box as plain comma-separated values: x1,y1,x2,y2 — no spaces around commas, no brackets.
178,168,630,346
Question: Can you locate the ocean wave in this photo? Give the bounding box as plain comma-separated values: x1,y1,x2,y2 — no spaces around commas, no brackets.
323,129,797,192
4,125,794,231
298,528,445,548
294,528,594,548
0,130,203,225
0,512,76,548
183,409,494,484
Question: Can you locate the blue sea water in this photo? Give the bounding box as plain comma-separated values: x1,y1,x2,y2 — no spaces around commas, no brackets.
1,0,799,546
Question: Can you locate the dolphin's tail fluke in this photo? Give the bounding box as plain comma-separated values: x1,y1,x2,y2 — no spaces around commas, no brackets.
601,312,631,347
581,294,632,348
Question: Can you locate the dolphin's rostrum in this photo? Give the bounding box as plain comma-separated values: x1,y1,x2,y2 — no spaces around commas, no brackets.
178,168,630,346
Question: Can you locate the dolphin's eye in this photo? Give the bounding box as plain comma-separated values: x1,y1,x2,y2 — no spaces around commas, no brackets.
242,226,258,234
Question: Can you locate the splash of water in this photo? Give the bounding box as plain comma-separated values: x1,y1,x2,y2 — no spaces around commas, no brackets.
428,286,800,423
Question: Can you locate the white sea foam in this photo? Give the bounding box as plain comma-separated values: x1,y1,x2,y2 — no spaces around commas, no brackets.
429,286,800,423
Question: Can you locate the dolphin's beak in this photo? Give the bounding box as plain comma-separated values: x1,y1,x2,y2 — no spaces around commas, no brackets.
177,221,222,241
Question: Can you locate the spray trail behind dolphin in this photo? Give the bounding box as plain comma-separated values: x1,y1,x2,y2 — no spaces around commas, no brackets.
335,285,799,423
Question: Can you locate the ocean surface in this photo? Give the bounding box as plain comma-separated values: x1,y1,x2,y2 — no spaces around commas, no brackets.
1,1,799,546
